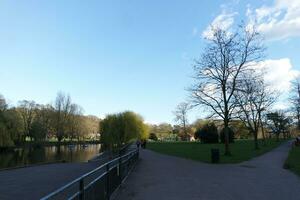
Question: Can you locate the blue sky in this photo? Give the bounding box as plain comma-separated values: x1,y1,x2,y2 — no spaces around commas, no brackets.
1,0,300,124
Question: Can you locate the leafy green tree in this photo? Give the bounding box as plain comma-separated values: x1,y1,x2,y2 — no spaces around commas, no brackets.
267,111,291,141
4,109,23,144
0,95,23,146
17,100,37,141
100,111,148,150
149,132,158,141
194,122,219,143
32,104,54,141
220,127,234,143
149,123,173,140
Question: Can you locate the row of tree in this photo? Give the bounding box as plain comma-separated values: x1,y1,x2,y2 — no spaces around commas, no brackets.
0,92,100,147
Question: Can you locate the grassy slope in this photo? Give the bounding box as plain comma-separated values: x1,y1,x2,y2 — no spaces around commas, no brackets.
147,139,285,164
284,147,300,176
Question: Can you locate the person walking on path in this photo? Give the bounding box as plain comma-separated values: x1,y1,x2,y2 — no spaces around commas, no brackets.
136,139,141,149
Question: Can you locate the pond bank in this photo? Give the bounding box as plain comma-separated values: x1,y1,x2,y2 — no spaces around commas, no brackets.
0,140,101,151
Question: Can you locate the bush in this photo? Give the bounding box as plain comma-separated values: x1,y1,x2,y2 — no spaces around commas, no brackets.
194,122,219,143
220,127,234,143
149,133,158,141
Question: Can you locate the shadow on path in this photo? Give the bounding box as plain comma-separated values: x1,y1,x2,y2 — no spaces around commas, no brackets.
115,142,300,200
0,161,102,200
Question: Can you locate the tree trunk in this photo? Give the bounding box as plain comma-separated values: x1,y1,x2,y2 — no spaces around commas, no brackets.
183,122,188,141
254,131,259,150
224,119,231,156
297,112,300,131
258,113,266,146
261,126,266,146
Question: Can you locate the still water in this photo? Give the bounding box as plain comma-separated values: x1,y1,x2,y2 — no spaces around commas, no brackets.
0,144,101,169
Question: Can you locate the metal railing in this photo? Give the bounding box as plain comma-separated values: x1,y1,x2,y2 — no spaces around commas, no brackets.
41,148,139,200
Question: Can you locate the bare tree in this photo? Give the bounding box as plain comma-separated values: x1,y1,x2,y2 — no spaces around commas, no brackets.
173,102,191,141
190,24,265,155
67,103,84,141
290,78,300,131
53,92,72,142
234,72,276,149
0,94,7,112
18,100,37,141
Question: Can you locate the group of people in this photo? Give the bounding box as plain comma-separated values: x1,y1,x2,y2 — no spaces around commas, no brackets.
136,139,147,149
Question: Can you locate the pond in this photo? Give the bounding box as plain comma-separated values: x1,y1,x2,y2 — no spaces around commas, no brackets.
0,144,101,169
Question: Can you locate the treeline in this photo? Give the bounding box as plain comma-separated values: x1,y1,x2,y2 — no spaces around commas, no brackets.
147,120,250,141
148,115,296,143
0,92,100,147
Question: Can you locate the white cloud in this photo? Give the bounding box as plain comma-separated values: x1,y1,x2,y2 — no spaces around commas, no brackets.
243,58,300,110
254,58,300,92
203,0,300,41
202,11,237,39
247,0,300,40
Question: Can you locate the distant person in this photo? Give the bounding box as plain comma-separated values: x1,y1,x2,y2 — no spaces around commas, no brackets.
141,139,147,149
136,139,141,149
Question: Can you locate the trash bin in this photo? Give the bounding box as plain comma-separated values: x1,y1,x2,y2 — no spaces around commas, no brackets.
211,148,220,163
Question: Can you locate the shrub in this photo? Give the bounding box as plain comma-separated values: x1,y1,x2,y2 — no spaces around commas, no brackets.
149,133,158,141
220,127,234,143
194,122,219,143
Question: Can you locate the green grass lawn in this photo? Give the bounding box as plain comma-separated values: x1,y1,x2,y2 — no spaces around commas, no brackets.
284,147,300,176
147,139,285,164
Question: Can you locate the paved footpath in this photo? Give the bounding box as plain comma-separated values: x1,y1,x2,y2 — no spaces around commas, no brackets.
0,160,105,200
115,142,300,200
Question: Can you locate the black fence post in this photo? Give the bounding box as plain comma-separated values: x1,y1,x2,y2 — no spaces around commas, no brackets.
106,163,110,200
119,157,122,183
79,178,84,200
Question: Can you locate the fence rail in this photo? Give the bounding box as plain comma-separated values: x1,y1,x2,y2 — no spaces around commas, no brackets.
40,148,139,200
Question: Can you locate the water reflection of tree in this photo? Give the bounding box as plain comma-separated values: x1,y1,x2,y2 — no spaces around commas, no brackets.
0,144,101,169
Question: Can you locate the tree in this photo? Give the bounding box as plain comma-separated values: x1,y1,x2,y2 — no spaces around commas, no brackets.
190,24,265,155
17,100,37,141
31,104,54,141
220,127,234,143
230,120,250,139
0,92,94,145
267,111,291,141
84,115,101,140
234,73,276,149
0,95,13,146
149,123,173,140
194,122,219,143
173,102,191,141
290,79,300,131
65,103,84,141
0,94,7,112
100,111,148,150
3,108,23,145
149,132,158,141
53,92,72,142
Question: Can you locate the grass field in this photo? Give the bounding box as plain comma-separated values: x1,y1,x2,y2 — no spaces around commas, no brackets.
284,147,300,176
147,139,285,164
